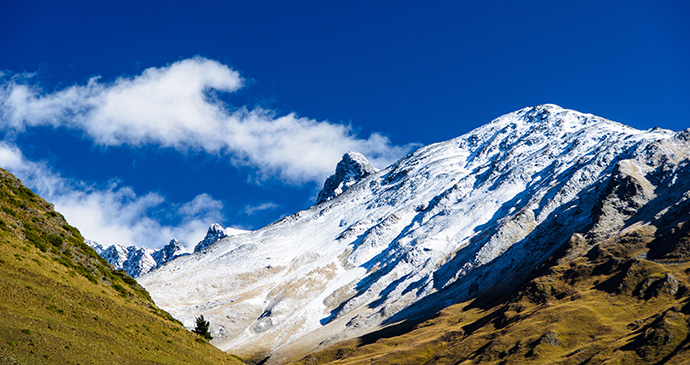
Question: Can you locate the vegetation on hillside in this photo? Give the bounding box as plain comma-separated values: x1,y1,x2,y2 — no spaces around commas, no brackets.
295,210,690,363
0,168,242,364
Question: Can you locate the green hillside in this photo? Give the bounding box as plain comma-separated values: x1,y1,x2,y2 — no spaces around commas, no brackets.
0,168,242,364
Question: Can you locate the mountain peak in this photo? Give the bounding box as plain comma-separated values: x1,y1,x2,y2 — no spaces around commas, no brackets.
161,238,186,254
152,238,188,267
194,223,229,252
139,106,684,361
316,151,376,204
89,238,189,277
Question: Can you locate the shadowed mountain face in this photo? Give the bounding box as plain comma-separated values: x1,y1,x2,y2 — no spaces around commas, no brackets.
138,104,690,363
296,162,690,364
0,168,241,364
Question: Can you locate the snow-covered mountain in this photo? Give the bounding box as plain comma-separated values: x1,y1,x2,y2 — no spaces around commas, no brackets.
316,151,377,204
89,223,247,277
88,238,189,277
194,223,248,253
138,104,690,363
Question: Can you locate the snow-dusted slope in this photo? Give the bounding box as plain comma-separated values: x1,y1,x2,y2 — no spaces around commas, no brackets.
138,105,687,362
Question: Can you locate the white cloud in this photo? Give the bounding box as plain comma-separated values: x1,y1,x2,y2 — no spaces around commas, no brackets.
0,57,411,184
243,202,279,216
0,142,223,249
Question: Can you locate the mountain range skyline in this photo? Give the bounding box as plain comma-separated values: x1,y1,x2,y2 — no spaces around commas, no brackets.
1,2,687,252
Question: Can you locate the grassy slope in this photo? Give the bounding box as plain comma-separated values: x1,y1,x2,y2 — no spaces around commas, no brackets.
294,224,690,364
0,168,242,364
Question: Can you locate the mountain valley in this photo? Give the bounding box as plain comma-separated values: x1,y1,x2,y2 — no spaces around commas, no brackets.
4,104,690,364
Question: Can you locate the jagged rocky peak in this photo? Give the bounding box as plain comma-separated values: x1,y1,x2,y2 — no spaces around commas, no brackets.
153,238,188,263
316,151,376,204
88,238,189,278
194,223,229,253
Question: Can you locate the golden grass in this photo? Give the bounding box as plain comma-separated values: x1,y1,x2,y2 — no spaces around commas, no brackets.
0,168,242,364
293,226,690,364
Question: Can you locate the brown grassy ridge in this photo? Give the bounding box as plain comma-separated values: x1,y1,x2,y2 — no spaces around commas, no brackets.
293,223,690,364
0,168,243,364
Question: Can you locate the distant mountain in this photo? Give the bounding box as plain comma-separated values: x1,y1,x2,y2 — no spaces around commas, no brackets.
138,104,690,363
0,168,240,364
88,224,248,277
88,224,248,278
194,223,248,253
88,239,187,278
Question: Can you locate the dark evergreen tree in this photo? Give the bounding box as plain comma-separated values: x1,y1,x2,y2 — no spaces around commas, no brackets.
193,315,213,340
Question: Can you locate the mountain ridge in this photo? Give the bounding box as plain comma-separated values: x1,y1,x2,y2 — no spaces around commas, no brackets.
138,104,687,363
88,223,249,277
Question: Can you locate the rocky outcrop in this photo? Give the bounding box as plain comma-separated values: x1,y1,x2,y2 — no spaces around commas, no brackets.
316,152,376,204
194,223,229,253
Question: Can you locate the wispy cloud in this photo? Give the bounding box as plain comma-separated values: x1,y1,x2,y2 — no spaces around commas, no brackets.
243,202,279,216
0,57,412,184
0,142,223,249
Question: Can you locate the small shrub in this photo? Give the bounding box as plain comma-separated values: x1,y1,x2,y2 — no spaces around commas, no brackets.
62,224,82,238
193,315,213,340
46,234,63,247
112,283,129,296
46,305,64,314
36,242,48,252
23,229,41,244
21,329,32,335
1,206,18,217
113,270,138,286
74,263,98,284
24,229,48,252
16,186,36,200
56,256,74,269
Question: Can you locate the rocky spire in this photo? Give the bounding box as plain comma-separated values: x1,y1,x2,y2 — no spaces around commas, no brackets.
316,152,376,204
194,223,229,253
153,238,188,264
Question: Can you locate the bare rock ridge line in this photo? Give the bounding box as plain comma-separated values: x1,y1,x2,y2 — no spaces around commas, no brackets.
88,238,189,277
89,223,248,277
132,104,688,363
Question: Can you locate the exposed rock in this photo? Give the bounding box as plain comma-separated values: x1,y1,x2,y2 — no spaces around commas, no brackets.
539,331,563,347
195,223,229,252
316,152,376,204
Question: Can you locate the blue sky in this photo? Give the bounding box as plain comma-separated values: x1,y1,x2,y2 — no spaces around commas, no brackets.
1,1,688,249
